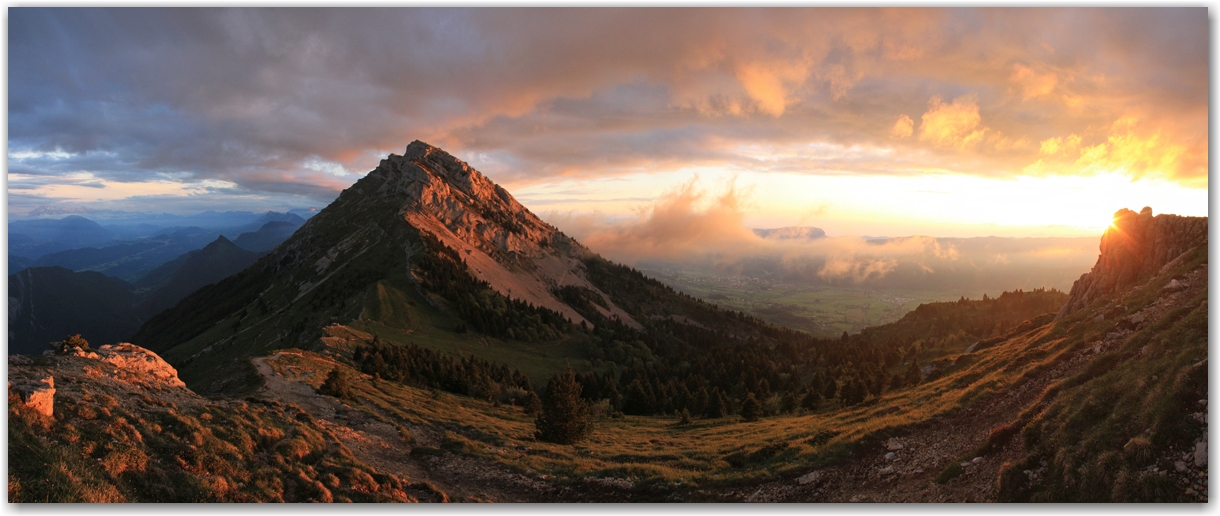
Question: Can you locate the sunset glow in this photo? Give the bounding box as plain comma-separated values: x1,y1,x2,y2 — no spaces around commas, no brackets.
8,8,1208,239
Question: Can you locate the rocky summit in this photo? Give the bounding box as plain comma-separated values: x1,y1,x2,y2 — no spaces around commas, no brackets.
1058,206,1207,318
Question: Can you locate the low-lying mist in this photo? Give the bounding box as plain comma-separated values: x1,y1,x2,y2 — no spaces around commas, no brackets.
544,180,1098,294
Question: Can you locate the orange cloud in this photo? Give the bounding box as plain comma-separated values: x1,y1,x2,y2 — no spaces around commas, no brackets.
1026,118,1202,185
918,95,987,151
890,114,914,138
735,60,810,116
1009,64,1058,100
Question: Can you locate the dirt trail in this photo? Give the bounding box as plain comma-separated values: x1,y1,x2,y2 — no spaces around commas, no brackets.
250,353,558,502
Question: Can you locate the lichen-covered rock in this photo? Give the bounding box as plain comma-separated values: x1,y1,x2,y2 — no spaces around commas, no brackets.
97,343,186,388
1058,207,1207,318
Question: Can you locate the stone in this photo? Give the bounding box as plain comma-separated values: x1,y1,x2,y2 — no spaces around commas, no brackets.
796,471,821,485
879,466,895,475
886,438,904,451
1194,442,1207,468
960,462,972,468
972,457,983,464
1176,461,1188,472
885,452,896,461
1163,279,1187,292
97,343,187,388
12,375,55,417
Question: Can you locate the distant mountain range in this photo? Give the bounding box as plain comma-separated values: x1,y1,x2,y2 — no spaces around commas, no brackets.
7,211,305,354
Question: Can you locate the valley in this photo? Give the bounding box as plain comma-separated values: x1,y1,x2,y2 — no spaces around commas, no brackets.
637,266,957,338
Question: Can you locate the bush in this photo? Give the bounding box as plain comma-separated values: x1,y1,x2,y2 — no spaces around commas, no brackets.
52,334,92,354
318,368,353,400
934,462,964,484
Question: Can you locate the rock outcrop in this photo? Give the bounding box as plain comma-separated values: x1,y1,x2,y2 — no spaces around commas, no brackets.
10,374,55,417
97,342,187,388
1057,207,1207,318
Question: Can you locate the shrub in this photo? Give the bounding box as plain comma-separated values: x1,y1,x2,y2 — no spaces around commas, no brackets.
318,368,353,400
934,462,964,484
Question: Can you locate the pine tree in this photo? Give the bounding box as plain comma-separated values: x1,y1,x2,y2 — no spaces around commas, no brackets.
534,369,592,444
801,389,822,411
740,392,763,422
706,390,729,419
780,391,798,413
905,356,922,387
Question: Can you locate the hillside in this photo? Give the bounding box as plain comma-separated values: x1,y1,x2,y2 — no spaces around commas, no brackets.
134,236,262,318
8,267,144,356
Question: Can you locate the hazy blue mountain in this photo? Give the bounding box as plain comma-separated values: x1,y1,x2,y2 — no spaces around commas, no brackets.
134,236,261,319
233,220,302,253
9,216,117,258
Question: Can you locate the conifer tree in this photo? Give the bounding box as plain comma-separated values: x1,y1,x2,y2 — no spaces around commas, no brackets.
905,356,922,387
534,369,592,444
706,390,729,419
740,392,763,422
801,389,822,411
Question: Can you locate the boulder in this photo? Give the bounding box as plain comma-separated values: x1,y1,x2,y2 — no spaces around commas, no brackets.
796,471,821,485
1163,279,1187,292
11,375,55,417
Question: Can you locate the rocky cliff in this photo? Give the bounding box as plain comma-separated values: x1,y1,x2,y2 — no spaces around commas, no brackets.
1057,207,1207,318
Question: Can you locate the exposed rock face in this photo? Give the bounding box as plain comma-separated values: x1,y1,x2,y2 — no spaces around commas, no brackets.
363,141,636,326
97,343,187,388
1057,207,1207,318
11,374,55,417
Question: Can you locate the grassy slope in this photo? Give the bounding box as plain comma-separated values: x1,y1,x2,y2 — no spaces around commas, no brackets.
258,245,1204,502
999,244,1209,502
346,273,591,388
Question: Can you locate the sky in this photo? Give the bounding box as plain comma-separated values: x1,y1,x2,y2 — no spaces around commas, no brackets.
6,8,1210,239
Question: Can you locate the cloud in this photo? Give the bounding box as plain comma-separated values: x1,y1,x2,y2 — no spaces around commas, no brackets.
890,115,914,139
6,7,1208,216
918,95,987,151
548,177,1097,289
1024,118,1203,186
1009,64,1058,100
817,255,898,283
574,177,759,262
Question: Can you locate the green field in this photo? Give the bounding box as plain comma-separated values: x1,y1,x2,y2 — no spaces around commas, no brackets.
638,267,967,338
